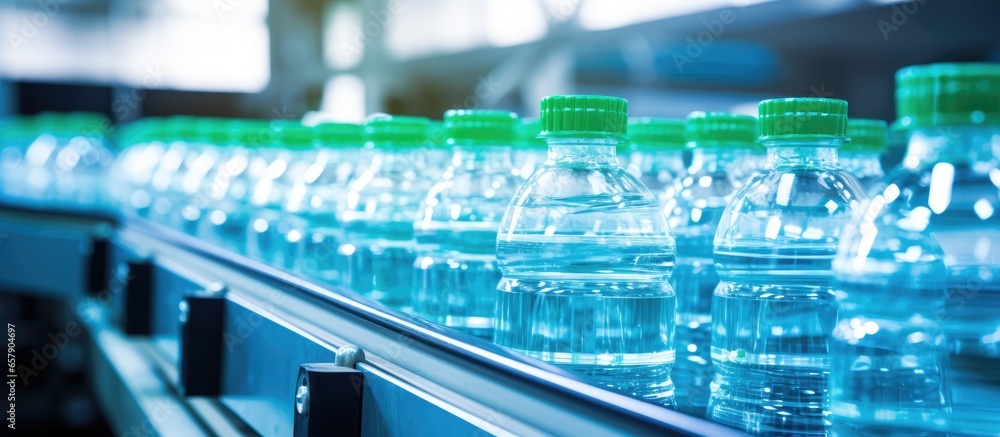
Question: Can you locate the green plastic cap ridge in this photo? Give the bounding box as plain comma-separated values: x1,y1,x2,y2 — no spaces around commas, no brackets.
444,109,517,146
896,62,1000,128
273,121,316,149
314,122,363,147
364,114,430,148
758,97,849,143
685,112,757,149
627,117,686,150
843,119,888,153
538,95,628,139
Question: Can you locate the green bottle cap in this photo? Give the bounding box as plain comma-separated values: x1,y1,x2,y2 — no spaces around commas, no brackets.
843,119,888,153
120,117,166,146
896,63,1000,128
63,112,111,137
758,97,848,143
273,121,316,149
364,114,430,148
538,95,628,139
31,112,65,134
0,117,33,139
685,112,757,149
627,117,686,150
314,122,363,147
240,119,273,147
427,121,447,148
443,109,517,146
162,115,201,143
516,118,546,149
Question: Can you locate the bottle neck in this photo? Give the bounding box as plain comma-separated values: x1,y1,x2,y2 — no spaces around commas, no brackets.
761,139,843,169
689,147,738,174
450,145,513,172
631,148,685,170
901,126,999,169
547,138,620,166
368,146,417,170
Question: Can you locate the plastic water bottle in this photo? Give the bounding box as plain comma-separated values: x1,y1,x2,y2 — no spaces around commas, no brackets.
1,116,42,201
247,121,318,267
831,63,1000,436
293,122,365,283
494,95,677,407
624,118,687,200
13,113,114,207
512,118,546,180
177,118,242,235
412,110,518,338
423,121,451,181
146,116,203,224
169,118,228,234
115,118,170,217
0,116,34,198
200,119,266,251
840,119,887,190
47,113,115,208
728,136,766,185
709,98,869,435
338,115,431,306
112,118,158,212
666,112,757,417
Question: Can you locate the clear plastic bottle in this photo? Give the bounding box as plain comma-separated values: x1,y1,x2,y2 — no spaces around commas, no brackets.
624,117,687,202
247,121,318,267
840,119,888,190
169,118,228,234
338,115,431,306
729,138,766,185
494,95,677,407
47,113,115,208
666,112,757,417
709,98,869,435
200,119,264,252
116,118,170,217
512,118,547,180
146,116,202,224
4,116,52,202
831,63,1000,436
422,120,452,181
0,116,36,199
14,113,114,207
294,122,365,283
412,110,518,338
111,118,157,213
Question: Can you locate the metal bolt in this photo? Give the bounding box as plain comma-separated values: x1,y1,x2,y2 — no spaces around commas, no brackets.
204,282,227,297
295,373,310,416
178,300,189,324
335,345,365,368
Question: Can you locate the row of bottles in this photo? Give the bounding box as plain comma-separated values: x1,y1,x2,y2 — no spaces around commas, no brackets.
0,112,114,207
0,62,996,436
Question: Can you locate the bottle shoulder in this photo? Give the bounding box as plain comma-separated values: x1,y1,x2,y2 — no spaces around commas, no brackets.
498,164,671,239
415,173,518,226
509,164,659,206
835,161,1000,280
714,168,870,248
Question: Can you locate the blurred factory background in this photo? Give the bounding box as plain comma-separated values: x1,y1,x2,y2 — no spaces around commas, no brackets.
2,0,998,124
